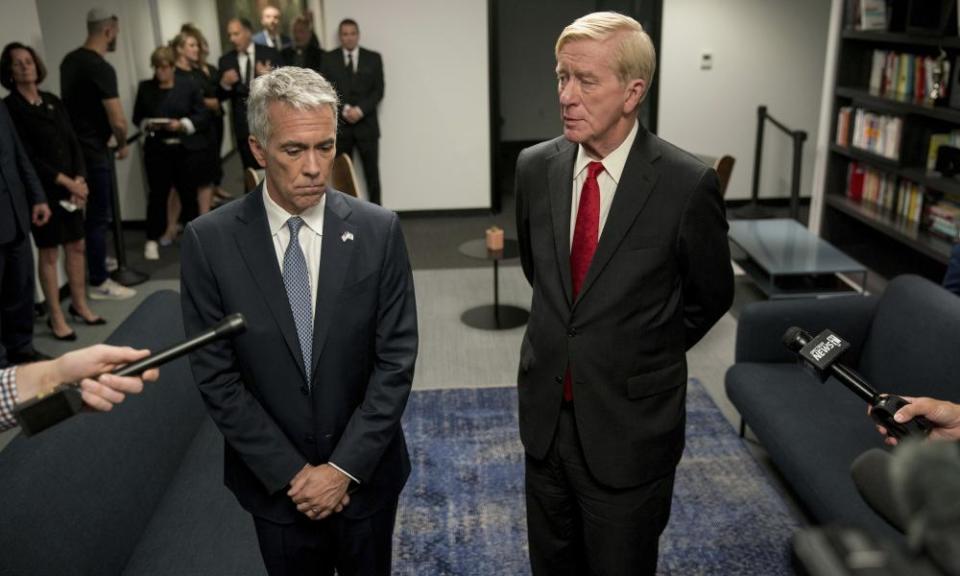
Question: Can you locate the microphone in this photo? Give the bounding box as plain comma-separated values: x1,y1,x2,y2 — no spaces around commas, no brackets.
782,327,931,440
13,314,247,437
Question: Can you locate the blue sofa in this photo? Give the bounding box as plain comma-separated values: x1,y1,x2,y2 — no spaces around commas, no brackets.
0,290,265,576
725,275,960,540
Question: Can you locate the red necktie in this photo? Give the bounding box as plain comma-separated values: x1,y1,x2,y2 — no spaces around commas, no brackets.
564,161,604,402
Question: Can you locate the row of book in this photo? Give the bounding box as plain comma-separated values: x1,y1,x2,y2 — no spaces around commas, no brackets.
868,50,951,104
926,200,960,241
836,106,902,159
847,161,926,222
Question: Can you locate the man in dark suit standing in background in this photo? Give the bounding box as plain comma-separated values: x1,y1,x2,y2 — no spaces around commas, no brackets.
515,12,734,576
322,19,384,205
218,17,281,171
181,67,417,576
0,101,50,367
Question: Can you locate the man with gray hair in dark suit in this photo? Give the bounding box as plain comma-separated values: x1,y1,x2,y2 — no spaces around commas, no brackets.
181,66,417,576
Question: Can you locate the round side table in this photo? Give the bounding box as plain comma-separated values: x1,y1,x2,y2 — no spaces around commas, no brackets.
458,238,529,330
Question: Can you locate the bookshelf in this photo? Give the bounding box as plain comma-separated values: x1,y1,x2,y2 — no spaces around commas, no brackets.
821,0,960,280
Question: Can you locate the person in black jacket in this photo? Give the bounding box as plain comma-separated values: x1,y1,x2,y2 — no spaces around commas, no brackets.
281,15,323,72
321,19,384,205
218,17,281,171
2,42,103,342
172,30,221,226
133,46,208,261
0,99,49,368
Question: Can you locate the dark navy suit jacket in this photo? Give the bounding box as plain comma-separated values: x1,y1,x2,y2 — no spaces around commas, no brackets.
180,186,417,522
0,101,45,244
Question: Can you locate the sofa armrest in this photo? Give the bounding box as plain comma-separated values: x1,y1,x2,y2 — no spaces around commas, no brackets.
735,295,880,365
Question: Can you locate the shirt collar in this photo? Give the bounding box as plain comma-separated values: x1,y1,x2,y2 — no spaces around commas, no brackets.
262,179,326,236
573,119,639,185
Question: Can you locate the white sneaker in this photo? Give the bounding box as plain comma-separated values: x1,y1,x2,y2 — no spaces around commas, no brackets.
89,278,137,300
105,256,118,272
144,241,159,260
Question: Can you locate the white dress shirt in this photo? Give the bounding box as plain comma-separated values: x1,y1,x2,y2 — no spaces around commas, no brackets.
342,47,358,72
262,184,359,484
237,43,256,84
569,120,640,248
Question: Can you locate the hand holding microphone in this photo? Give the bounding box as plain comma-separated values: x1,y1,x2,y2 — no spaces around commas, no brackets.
874,396,960,446
781,327,932,441
13,313,246,436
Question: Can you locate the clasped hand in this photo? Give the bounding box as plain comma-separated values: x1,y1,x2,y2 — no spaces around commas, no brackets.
288,463,351,521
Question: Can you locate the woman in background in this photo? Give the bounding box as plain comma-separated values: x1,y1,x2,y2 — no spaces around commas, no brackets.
1,42,103,341
133,46,208,260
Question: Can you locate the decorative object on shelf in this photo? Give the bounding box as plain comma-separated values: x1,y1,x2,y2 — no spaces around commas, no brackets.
934,145,960,177
929,49,949,101
485,226,504,251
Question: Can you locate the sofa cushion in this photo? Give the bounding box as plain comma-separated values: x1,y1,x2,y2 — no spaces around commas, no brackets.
859,275,960,402
121,418,264,576
725,362,902,541
0,290,207,576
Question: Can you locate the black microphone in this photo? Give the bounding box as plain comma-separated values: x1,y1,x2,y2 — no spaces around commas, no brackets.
782,327,931,440
13,314,246,437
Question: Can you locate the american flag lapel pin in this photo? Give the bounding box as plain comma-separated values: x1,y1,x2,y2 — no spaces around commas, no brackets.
341,231,354,242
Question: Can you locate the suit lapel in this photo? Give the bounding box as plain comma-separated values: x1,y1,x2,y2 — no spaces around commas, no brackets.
574,126,661,307
310,191,356,379
547,140,578,308
233,187,307,379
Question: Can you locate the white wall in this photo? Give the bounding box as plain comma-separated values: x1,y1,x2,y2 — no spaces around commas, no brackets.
323,0,491,211
0,1,43,59
659,0,832,201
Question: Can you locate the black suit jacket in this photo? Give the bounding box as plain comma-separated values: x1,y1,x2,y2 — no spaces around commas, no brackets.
180,186,417,523
321,47,384,140
0,101,46,244
516,126,734,489
281,45,324,73
133,77,210,152
216,45,282,140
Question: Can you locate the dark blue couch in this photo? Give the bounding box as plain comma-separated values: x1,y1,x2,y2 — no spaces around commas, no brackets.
0,290,265,576
725,275,960,540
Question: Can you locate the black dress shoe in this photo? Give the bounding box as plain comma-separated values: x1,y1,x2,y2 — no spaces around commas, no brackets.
68,304,107,326
47,319,77,341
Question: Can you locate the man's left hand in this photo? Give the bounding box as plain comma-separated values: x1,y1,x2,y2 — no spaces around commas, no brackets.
288,463,351,520
32,203,51,226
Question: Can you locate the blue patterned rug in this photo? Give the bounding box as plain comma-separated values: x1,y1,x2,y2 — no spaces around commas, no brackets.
393,379,798,575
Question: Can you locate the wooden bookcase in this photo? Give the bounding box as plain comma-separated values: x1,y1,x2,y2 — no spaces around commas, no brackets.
820,1,960,281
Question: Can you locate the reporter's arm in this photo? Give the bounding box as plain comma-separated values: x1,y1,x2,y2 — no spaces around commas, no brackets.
0,346,159,431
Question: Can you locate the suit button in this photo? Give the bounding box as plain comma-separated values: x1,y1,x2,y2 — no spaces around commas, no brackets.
300,386,309,395
554,376,563,384
305,434,315,443
567,328,577,337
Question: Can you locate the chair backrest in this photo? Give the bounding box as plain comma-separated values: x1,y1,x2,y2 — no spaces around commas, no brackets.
244,167,264,192
713,155,735,197
859,275,960,402
331,153,360,198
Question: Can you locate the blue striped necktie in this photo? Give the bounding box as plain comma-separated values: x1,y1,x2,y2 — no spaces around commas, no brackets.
283,216,313,385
